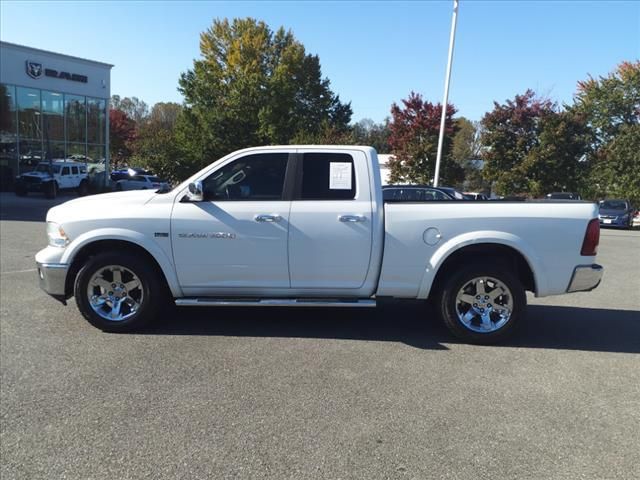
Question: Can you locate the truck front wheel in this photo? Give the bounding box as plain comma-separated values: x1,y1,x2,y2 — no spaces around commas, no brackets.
436,263,526,344
74,252,161,332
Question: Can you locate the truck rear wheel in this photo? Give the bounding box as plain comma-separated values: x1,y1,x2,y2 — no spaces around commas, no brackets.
74,252,161,332
436,263,526,344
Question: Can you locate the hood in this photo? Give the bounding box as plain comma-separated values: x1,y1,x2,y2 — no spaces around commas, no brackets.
47,190,158,223
21,171,52,179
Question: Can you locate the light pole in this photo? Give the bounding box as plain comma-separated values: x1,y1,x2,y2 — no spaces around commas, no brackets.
433,0,459,187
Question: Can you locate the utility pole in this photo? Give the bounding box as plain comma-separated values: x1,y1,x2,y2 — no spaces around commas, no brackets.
433,0,459,187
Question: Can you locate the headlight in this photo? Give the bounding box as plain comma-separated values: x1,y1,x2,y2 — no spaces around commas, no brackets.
46,222,70,248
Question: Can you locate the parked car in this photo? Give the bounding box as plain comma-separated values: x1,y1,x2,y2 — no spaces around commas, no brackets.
114,174,170,192
15,159,90,199
434,186,467,200
383,185,454,201
36,146,603,344
110,167,153,182
598,199,634,229
463,192,489,200
546,192,582,200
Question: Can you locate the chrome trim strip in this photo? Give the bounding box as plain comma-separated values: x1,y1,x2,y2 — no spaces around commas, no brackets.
566,264,603,293
175,298,377,308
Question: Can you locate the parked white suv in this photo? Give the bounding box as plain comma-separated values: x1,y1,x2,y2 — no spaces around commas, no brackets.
15,160,90,198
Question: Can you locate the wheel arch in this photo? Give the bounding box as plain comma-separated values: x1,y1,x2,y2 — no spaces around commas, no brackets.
62,233,181,299
417,232,544,299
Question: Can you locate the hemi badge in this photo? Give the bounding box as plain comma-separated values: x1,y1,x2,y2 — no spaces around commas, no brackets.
154,232,169,238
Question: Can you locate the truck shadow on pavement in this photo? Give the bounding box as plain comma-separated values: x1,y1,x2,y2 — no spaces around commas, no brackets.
143,303,640,353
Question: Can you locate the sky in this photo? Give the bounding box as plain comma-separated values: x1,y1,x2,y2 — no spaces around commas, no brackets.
1,1,639,123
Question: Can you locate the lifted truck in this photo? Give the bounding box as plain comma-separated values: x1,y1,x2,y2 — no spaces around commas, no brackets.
35,146,603,344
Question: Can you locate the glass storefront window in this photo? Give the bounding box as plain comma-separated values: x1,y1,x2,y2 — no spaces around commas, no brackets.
67,142,87,160
0,84,18,190
45,142,65,159
17,87,41,140
19,138,43,173
0,84,109,188
42,91,64,142
0,84,17,138
87,98,106,144
65,94,86,143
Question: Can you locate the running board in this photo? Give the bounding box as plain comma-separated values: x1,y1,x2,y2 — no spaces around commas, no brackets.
175,298,377,308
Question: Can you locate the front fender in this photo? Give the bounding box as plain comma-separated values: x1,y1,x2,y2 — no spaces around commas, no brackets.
416,230,547,299
61,228,182,297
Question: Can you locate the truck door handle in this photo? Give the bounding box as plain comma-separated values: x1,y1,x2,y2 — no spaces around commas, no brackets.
255,214,282,223
338,215,366,223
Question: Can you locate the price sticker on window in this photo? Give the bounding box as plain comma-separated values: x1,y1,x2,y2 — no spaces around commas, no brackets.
329,162,352,190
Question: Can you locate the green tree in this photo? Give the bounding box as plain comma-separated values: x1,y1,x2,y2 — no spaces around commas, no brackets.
573,61,640,147
177,17,352,169
352,118,391,153
573,61,640,203
110,95,149,125
585,123,640,204
481,90,555,195
521,110,590,197
451,117,486,191
130,102,189,182
387,92,460,185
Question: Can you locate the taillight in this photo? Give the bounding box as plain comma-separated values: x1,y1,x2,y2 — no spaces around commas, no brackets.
581,218,600,256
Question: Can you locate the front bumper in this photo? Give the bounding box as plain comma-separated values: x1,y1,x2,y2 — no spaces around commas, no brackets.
566,264,604,293
36,262,69,303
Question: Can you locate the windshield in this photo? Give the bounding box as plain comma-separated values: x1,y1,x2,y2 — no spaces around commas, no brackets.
35,164,61,174
600,200,627,210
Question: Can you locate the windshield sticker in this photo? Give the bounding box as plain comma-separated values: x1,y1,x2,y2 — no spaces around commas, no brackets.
329,162,352,190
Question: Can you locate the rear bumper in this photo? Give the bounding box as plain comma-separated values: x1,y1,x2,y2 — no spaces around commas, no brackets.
566,264,603,293
36,262,69,302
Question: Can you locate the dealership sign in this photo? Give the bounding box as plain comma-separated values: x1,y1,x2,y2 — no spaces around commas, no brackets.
26,60,88,83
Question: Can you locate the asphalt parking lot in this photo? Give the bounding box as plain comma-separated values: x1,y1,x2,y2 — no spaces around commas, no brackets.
1,192,639,480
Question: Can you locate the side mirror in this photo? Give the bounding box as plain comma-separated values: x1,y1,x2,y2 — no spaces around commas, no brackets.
187,181,204,202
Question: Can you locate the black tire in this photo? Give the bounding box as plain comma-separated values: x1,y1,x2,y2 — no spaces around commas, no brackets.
74,252,162,332
44,181,58,199
435,262,526,344
115,183,123,191
77,180,89,196
14,185,27,197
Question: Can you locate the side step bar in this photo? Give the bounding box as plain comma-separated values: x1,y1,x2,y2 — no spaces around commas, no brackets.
175,298,377,308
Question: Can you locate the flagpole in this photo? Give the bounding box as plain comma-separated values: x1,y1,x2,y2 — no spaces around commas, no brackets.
433,0,459,187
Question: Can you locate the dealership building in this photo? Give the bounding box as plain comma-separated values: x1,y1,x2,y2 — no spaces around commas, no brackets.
0,41,112,190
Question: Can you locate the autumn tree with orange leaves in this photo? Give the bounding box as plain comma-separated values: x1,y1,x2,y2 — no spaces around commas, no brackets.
387,92,462,185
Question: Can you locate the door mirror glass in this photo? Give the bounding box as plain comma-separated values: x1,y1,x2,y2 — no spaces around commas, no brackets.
187,181,204,202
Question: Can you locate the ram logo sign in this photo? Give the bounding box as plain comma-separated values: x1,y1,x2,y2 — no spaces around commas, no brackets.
26,61,43,79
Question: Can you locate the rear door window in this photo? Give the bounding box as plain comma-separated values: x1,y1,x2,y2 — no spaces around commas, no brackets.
299,153,356,200
61,167,70,176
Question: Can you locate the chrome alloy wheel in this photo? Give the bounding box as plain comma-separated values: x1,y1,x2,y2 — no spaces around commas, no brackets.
86,265,144,322
455,276,514,333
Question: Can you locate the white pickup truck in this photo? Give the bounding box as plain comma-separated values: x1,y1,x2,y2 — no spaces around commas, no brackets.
36,146,603,343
